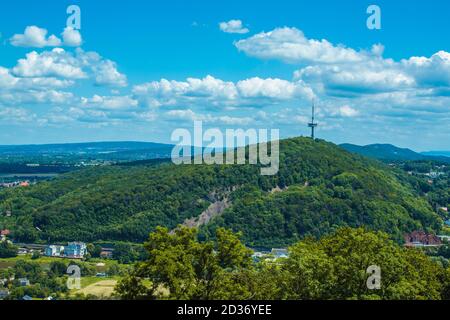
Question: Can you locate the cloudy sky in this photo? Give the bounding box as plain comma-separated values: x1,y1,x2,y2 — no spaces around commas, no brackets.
0,0,449,151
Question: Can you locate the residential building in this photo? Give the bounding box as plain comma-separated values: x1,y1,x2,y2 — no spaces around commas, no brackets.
0,289,10,300
19,181,30,187
251,251,269,262
44,242,87,259
44,245,64,257
271,248,289,259
64,242,87,258
438,235,450,242
18,278,30,287
404,231,442,247
252,252,265,258
17,248,28,255
100,248,114,259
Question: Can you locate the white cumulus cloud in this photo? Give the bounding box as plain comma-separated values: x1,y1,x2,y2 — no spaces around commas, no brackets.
61,27,82,47
12,49,86,79
338,105,359,117
81,95,138,110
133,75,314,109
10,25,83,48
235,27,366,64
92,60,128,87
10,26,61,48
165,109,253,125
10,48,127,87
219,20,249,34
0,107,37,123
237,77,314,100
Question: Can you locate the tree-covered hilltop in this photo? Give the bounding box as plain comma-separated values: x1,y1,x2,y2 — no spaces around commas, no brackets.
0,137,442,245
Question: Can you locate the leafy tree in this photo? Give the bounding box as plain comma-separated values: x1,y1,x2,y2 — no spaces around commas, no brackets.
87,243,102,258
0,241,18,258
107,263,121,276
116,227,450,300
437,244,450,259
115,226,253,300
282,239,336,299
317,228,443,299
113,243,137,264
49,261,68,277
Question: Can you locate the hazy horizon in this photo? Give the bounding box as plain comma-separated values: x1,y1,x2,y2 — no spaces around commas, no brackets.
0,137,449,154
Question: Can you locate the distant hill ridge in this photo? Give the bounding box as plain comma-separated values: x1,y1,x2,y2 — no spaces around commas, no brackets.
421,151,450,158
0,141,174,154
2,140,448,162
340,143,450,162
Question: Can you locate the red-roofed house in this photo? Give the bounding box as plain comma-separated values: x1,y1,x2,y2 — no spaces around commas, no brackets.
404,231,442,247
19,181,30,187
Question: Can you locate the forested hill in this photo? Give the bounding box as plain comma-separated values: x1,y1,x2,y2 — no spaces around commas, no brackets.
340,143,450,163
0,137,442,246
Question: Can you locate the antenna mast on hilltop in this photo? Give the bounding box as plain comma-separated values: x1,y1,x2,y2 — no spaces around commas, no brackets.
308,100,318,140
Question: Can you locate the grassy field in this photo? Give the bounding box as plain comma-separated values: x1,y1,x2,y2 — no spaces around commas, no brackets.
0,255,70,270
0,255,118,266
74,278,119,298
442,226,450,235
0,259,15,269
0,255,125,275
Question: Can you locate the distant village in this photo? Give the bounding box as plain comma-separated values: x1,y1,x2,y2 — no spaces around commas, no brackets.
42,242,113,259
0,232,114,260
0,237,115,301
399,163,448,184
0,180,32,189
1,227,450,259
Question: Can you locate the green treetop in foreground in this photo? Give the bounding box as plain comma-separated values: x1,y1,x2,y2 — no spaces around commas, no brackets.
115,226,450,300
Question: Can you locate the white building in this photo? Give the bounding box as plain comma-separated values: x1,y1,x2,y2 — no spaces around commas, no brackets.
44,245,64,257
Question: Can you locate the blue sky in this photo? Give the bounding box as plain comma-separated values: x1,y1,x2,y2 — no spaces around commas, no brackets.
0,0,449,151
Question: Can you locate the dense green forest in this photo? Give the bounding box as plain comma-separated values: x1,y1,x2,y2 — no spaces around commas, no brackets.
0,137,443,246
116,226,450,300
